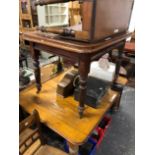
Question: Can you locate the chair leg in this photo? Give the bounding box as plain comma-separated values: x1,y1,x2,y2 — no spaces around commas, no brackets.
25,59,28,68
112,92,122,111
19,60,23,68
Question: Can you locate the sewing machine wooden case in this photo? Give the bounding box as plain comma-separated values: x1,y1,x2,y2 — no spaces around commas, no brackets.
36,0,134,42
78,0,134,42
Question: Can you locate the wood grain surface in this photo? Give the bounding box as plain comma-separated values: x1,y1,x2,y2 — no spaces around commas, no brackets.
20,70,119,145
23,31,131,53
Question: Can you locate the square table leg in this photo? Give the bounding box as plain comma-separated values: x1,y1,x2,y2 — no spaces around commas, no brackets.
112,91,122,111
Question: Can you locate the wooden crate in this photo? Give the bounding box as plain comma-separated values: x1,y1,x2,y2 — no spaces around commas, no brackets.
41,63,56,83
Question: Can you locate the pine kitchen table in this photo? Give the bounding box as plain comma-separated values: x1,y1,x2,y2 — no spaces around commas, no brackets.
19,70,121,155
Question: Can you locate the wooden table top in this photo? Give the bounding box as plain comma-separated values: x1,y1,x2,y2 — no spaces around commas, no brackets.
20,69,120,145
23,31,131,54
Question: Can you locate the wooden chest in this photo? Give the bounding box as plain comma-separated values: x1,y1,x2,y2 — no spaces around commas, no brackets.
35,0,134,42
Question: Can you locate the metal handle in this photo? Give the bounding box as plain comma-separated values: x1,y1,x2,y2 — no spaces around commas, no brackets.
37,26,75,37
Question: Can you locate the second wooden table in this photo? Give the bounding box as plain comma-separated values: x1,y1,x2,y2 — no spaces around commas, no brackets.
20,70,120,155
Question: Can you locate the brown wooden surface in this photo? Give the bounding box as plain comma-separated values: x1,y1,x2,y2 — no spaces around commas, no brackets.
116,76,128,85
94,0,134,40
19,110,44,155
23,30,130,117
34,0,133,42
82,1,93,34
34,145,68,155
23,31,131,53
68,1,81,26
20,128,35,147
20,70,119,145
19,0,33,32
23,139,41,155
19,110,68,155
22,140,68,155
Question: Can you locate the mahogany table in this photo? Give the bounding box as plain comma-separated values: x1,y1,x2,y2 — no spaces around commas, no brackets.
23,31,131,117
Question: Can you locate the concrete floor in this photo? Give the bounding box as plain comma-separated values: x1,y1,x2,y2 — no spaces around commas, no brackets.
96,86,135,155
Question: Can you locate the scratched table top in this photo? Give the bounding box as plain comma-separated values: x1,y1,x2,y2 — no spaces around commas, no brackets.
19,70,122,145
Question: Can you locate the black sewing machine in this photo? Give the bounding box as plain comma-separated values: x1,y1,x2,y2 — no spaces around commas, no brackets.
74,76,110,108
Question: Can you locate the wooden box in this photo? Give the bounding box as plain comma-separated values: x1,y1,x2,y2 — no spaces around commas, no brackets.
36,0,134,42
41,63,55,83
56,70,78,97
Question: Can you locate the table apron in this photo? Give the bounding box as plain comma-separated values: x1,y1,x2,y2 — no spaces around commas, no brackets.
90,41,125,61
34,43,80,61
34,41,125,62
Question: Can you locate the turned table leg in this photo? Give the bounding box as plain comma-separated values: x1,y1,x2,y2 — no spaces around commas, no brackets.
67,141,79,155
57,56,63,72
78,55,90,118
112,91,123,111
30,42,42,93
112,42,125,110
